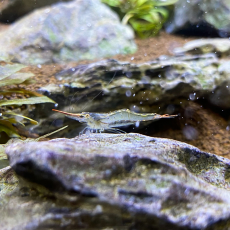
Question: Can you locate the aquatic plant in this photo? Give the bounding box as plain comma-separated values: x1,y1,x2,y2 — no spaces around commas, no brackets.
0,63,55,141
102,0,178,38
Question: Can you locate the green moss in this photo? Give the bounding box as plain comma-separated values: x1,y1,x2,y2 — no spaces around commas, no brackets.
47,30,58,43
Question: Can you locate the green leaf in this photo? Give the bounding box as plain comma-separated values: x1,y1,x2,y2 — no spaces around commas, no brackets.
136,0,150,7
2,112,38,125
0,145,7,160
101,0,121,7
129,17,162,38
122,13,134,24
153,0,178,6
0,72,34,87
0,64,26,81
0,89,45,97
0,117,18,124
150,7,168,20
0,96,55,107
0,62,56,141
139,12,160,23
0,123,20,138
101,0,178,38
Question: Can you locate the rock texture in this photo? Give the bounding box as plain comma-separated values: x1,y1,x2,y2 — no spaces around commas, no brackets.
33,52,230,136
2,133,230,229
174,38,230,57
166,0,230,36
44,54,230,111
0,0,136,64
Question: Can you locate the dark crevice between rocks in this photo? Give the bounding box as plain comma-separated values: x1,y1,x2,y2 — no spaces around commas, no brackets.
174,23,220,38
12,160,67,192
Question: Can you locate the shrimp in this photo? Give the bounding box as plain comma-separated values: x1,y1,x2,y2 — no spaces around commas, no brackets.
52,109,177,134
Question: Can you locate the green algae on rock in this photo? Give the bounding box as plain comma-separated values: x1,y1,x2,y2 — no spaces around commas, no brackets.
0,166,18,203
0,0,136,65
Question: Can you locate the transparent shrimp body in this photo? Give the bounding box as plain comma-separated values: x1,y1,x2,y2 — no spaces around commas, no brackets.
52,109,177,133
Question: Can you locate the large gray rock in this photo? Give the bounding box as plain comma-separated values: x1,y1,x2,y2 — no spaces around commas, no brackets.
0,0,71,22
166,0,230,36
3,133,230,229
0,0,136,64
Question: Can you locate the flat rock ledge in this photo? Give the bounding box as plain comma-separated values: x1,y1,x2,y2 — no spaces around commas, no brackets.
2,133,230,230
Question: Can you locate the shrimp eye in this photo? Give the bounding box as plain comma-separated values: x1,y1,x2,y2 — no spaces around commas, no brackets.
85,114,90,118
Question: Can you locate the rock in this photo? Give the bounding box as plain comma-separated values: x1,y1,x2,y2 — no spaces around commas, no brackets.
174,38,230,57
166,0,230,37
0,0,136,65
44,54,230,110
0,166,18,203
35,54,230,136
44,55,220,111
0,165,18,188
3,133,230,229
0,0,71,23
